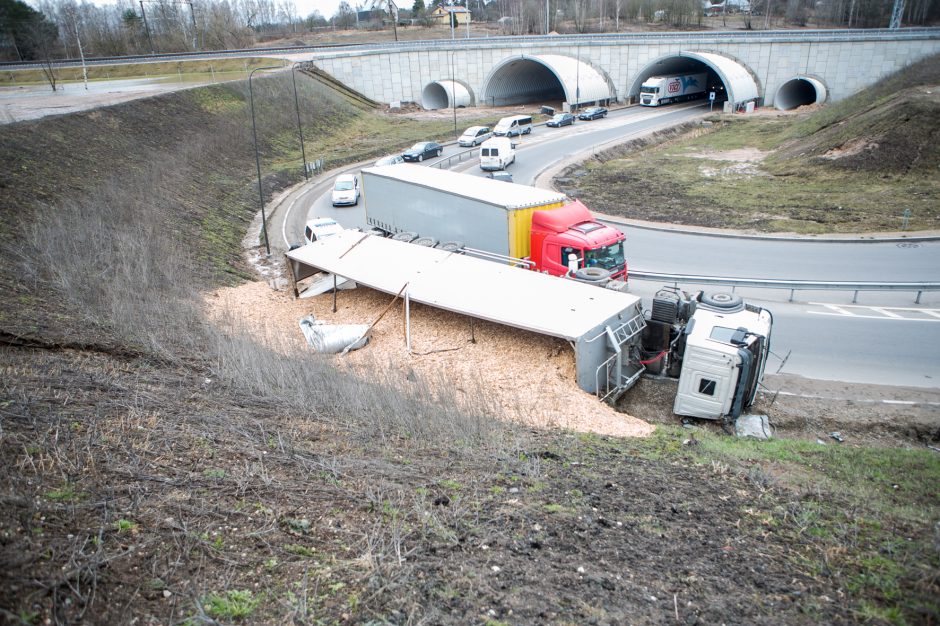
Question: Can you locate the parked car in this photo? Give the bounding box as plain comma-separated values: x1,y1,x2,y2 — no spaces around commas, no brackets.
402,141,443,162
487,171,514,183
546,113,575,127
458,126,493,147
374,154,405,166
578,106,609,120
330,174,360,206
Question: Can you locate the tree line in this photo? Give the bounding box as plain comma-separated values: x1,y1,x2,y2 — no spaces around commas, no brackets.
1,0,936,61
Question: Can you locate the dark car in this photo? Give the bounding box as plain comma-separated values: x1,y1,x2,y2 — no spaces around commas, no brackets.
578,107,608,120
402,141,443,162
487,171,514,183
546,113,575,128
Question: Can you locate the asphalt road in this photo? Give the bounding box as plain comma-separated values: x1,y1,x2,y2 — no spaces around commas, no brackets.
269,104,940,390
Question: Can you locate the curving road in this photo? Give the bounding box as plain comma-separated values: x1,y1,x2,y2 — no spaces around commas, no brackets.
270,104,940,390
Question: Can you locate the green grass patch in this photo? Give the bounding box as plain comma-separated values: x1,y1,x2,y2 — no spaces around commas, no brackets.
626,427,940,622
202,589,259,620
114,518,137,533
283,543,317,557
0,58,284,86
44,483,83,502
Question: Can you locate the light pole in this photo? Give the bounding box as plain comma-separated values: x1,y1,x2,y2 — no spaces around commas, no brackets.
574,44,580,113
450,50,458,139
291,63,309,181
249,65,283,256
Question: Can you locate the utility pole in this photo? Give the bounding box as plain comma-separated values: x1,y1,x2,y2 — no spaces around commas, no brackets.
889,0,905,28
188,0,198,50
449,0,455,39
140,0,155,54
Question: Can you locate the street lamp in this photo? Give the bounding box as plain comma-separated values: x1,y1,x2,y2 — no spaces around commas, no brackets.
450,50,458,139
291,63,309,181
248,65,283,256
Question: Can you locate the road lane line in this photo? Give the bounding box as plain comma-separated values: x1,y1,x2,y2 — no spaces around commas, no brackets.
807,311,940,322
821,304,856,316
871,307,903,318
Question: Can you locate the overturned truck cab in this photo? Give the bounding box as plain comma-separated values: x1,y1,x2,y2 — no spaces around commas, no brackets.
640,289,773,420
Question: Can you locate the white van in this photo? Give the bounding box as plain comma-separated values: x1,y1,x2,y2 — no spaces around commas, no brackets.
479,137,515,171
493,114,533,137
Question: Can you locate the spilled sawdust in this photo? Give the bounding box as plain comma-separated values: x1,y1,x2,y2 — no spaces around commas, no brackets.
205,281,653,438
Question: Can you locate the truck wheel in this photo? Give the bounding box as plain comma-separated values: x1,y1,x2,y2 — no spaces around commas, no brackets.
412,236,438,247
391,231,419,243
574,267,612,282
700,292,743,310
436,240,464,252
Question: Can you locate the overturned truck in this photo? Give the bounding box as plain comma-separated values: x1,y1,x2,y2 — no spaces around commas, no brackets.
286,229,772,421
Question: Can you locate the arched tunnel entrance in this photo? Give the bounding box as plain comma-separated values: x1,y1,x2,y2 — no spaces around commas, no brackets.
630,52,759,110
421,80,472,110
481,55,612,108
775,76,827,110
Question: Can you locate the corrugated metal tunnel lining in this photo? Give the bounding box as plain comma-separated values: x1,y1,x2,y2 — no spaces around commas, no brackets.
481,54,612,108
421,80,472,110
630,51,759,108
775,76,827,110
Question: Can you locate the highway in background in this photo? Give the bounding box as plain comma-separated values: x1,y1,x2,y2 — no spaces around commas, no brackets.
273,104,940,390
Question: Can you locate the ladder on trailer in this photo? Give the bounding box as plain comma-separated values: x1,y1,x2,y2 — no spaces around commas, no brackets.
595,312,647,403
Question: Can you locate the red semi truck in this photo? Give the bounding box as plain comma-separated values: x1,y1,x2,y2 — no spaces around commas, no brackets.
361,165,628,283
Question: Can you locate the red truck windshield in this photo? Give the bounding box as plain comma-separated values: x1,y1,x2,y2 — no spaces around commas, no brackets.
584,242,625,271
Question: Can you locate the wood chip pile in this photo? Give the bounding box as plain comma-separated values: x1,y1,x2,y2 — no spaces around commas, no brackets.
206,281,653,438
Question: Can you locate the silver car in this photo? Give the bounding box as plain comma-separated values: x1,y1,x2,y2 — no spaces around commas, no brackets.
458,126,493,147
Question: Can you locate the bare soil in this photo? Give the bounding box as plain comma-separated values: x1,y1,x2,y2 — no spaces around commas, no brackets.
6,345,925,625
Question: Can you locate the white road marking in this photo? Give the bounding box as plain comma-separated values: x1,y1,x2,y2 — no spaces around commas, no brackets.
808,302,940,322
808,311,940,322
772,391,939,406
821,303,856,316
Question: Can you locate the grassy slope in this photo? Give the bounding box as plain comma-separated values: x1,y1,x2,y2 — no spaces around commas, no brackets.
565,54,940,233
0,75,938,625
0,74,489,348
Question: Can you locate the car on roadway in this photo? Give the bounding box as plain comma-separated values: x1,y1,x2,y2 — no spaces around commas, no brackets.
458,126,493,147
331,174,360,206
374,154,405,166
402,141,443,162
487,171,514,183
578,106,608,120
304,217,345,244
546,112,576,127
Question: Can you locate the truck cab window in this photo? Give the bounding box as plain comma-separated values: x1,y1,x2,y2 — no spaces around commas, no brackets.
560,246,583,268
583,242,625,271
698,378,717,396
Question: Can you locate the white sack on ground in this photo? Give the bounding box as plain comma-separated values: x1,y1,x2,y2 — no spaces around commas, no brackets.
299,315,370,353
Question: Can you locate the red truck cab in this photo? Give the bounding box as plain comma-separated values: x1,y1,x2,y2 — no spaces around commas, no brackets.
529,200,628,280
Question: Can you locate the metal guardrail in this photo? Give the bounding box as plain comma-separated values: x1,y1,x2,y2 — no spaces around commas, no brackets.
432,148,478,169
2,27,938,71
629,270,940,304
